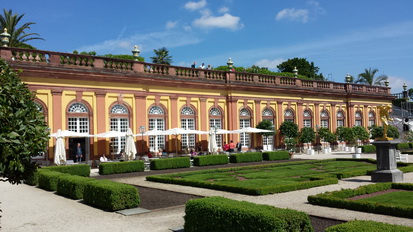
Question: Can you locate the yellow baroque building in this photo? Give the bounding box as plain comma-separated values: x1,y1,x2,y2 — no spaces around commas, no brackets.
0,47,393,163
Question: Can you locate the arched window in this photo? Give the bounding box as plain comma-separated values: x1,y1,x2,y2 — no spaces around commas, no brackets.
181,106,196,149
303,109,312,128
284,108,294,122
336,110,345,128
239,108,251,147
368,111,375,126
320,110,329,128
209,107,223,148
262,108,275,150
110,104,129,154
149,106,166,151
67,102,91,161
355,110,363,126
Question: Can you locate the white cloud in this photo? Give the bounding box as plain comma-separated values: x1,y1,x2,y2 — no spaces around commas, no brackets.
388,75,413,93
255,58,285,70
166,21,178,29
193,12,243,30
219,7,229,14
184,0,207,11
275,8,309,23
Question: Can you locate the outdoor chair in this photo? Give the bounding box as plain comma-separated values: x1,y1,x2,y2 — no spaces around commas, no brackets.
395,150,408,162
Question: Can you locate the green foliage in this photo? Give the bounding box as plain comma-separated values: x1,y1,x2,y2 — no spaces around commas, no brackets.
44,164,90,177
359,145,376,153
262,151,290,161
353,126,369,141
256,120,275,136
299,127,315,144
150,157,190,170
397,143,411,150
193,155,229,166
83,179,140,211
38,170,70,191
99,161,145,175
369,125,399,139
308,182,413,219
150,47,172,65
184,197,314,232
318,128,337,143
325,220,413,232
335,127,354,144
214,65,309,78
56,174,97,199
0,59,49,184
102,54,145,62
405,131,413,143
277,57,324,80
0,9,44,48
356,68,387,86
229,152,263,163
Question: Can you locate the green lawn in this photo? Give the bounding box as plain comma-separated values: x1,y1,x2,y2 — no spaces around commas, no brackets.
357,190,413,207
147,159,377,195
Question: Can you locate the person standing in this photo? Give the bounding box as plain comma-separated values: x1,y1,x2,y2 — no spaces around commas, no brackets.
236,141,242,152
76,143,83,163
228,140,235,152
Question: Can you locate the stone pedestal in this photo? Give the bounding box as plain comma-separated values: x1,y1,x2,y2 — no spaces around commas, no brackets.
371,140,403,182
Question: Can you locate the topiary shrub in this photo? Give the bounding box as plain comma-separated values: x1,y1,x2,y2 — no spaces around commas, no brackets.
38,170,70,191
44,164,90,177
83,179,140,211
359,145,376,153
325,220,413,232
229,152,262,163
150,157,190,170
56,174,97,199
184,197,313,232
193,155,228,166
99,161,145,175
397,143,411,150
262,151,290,160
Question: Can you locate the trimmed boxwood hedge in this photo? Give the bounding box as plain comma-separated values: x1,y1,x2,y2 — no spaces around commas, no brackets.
262,151,290,161
193,154,229,166
229,152,262,163
83,179,140,211
56,174,97,199
308,182,413,219
44,164,91,177
38,170,70,191
359,145,376,153
184,197,313,232
150,157,190,170
397,143,410,150
99,161,145,175
325,220,413,232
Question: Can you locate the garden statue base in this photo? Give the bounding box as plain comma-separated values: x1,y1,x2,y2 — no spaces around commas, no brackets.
371,140,403,183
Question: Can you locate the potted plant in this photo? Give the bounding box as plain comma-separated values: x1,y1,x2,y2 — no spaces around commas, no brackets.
299,127,315,154
335,127,355,151
353,126,370,154
256,120,276,151
279,121,299,155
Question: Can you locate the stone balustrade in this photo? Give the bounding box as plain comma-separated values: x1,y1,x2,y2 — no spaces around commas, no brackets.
0,47,392,95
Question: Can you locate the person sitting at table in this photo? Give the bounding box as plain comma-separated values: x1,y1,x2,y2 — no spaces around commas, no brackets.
190,148,197,157
100,154,108,162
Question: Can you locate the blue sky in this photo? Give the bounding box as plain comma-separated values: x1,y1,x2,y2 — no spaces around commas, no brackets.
5,0,413,93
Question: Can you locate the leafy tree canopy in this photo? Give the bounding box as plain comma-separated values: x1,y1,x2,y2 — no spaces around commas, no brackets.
299,127,315,144
277,58,325,80
256,120,275,136
150,47,173,65
214,65,309,79
279,121,299,139
369,125,399,140
335,127,355,144
353,126,370,141
72,50,145,62
0,9,44,48
0,58,48,184
318,127,337,143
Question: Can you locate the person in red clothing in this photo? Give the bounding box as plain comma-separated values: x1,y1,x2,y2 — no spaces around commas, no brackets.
228,140,235,152
223,141,229,152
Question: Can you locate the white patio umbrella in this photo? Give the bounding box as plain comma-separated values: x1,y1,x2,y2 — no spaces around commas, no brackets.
95,131,126,138
53,129,66,165
50,130,92,138
162,128,208,153
124,128,137,160
208,128,218,154
232,127,274,133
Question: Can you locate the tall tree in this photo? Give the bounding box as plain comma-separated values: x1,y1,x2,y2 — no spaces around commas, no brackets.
0,58,48,184
0,9,44,48
150,47,173,65
356,68,388,86
277,58,324,80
